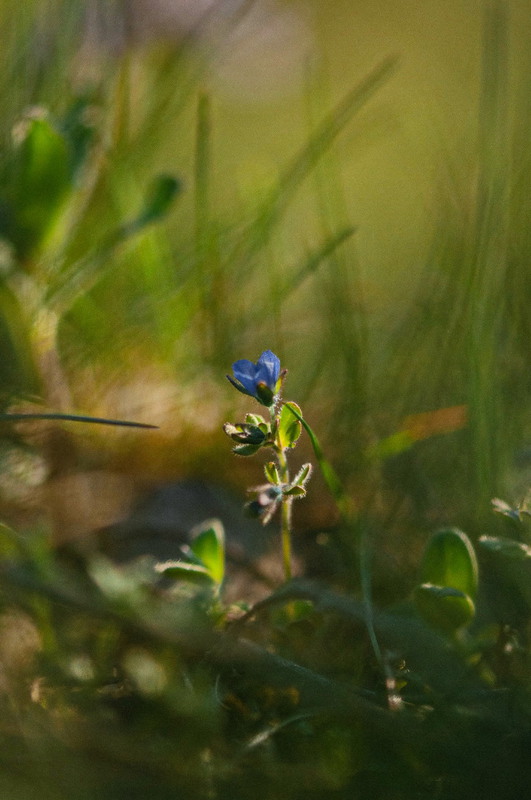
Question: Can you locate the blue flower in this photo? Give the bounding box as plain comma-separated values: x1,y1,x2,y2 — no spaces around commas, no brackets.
227,350,282,406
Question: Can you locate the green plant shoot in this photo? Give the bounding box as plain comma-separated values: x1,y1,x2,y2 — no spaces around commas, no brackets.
224,350,312,581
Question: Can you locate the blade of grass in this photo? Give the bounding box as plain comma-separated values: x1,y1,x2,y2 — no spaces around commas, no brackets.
465,0,510,511
0,412,157,429
230,55,398,272
195,92,212,266
45,176,181,316
281,225,357,298
194,92,225,361
381,2,513,523
246,225,357,335
283,401,386,673
305,59,369,468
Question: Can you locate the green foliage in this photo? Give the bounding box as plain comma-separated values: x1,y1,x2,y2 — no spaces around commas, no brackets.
290,462,313,492
414,528,478,634
419,527,478,600
188,519,225,585
2,515,531,800
0,112,72,260
156,519,225,588
277,401,302,449
479,534,531,560
132,175,182,230
264,461,280,485
413,583,476,633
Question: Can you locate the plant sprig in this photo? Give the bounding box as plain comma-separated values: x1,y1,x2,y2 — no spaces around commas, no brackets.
224,351,312,581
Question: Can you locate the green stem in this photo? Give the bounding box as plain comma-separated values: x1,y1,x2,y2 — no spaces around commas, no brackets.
284,401,352,519
283,402,386,676
270,403,292,581
276,444,292,581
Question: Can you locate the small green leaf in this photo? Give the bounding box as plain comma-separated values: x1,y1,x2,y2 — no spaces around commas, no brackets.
491,498,522,522
284,401,350,518
232,443,262,456
479,535,531,560
292,462,312,488
246,413,266,427
117,175,181,241
414,583,475,633
264,461,280,484
1,112,72,258
278,402,302,449
420,528,478,601
189,519,225,585
155,560,213,584
283,485,306,498
136,175,181,227
223,422,266,445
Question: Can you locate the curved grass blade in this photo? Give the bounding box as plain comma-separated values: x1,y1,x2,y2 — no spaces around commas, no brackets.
281,225,357,298
0,412,157,429
46,174,182,314
283,401,351,518
233,56,398,268
283,404,386,677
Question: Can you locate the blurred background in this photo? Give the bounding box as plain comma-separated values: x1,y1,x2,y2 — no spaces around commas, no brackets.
0,0,530,590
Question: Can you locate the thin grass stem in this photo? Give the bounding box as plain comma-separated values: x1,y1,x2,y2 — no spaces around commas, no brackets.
283,403,385,671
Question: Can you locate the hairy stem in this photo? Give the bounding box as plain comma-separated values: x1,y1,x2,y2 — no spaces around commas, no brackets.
276,444,292,581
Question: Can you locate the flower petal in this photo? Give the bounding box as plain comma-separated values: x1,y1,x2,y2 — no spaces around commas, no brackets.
228,351,281,405
256,350,281,388
231,358,258,395
226,375,253,397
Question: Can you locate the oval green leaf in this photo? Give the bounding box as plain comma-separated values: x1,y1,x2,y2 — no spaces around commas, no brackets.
414,583,475,633
3,114,72,257
479,535,531,561
264,461,280,485
189,519,225,585
155,561,213,585
420,528,478,600
278,402,302,449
